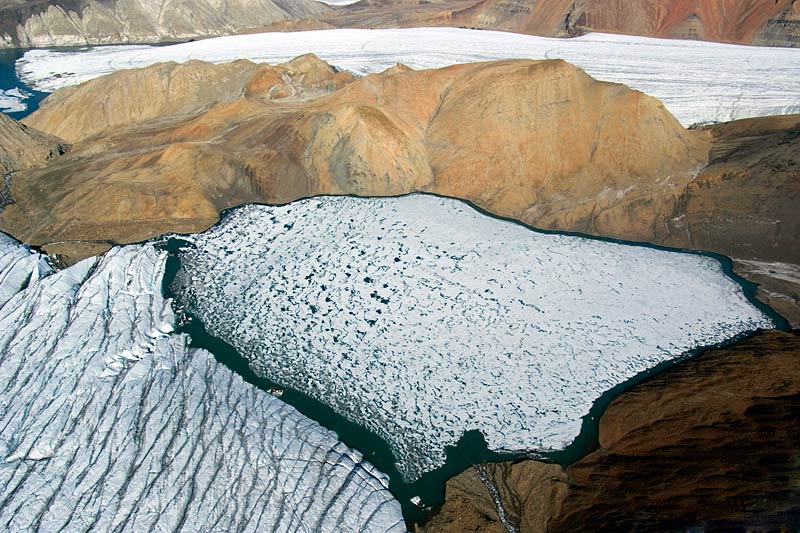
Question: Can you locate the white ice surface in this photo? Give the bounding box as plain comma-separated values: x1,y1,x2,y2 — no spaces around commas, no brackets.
16,28,800,126
173,195,774,481
0,88,30,113
0,238,404,532
0,231,51,307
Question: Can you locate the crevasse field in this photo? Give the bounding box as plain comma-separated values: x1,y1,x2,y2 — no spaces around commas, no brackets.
172,195,773,481
16,28,800,126
0,232,405,533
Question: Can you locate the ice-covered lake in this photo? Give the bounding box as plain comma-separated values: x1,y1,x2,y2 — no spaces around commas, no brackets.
16,27,800,126
172,195,774,481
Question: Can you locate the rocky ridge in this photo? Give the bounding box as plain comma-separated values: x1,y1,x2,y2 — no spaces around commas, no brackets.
6,56,707,257
0,0,798,48
0,0,331,48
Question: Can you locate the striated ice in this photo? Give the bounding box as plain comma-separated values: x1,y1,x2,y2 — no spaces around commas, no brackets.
0,237,405,532
172,195,775,481
16,28,800,126
0,231,52,307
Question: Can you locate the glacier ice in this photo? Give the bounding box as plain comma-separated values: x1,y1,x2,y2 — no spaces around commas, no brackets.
0,231,51,307
0,237,404,532
172,195,774,481
17,28,800,126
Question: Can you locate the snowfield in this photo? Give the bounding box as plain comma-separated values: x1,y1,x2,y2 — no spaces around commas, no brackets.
172,195,774,481
0,233,404,532
16,28,800,126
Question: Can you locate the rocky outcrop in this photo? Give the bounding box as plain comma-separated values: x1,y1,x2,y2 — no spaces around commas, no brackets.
661,114,800,325
0,0,331,48
336,0,800,47
754,0,800,47
422,461,568,532
2,57,707,260
25,54,354,143
0,111,67,174
2,0,797,48
423,330,800,532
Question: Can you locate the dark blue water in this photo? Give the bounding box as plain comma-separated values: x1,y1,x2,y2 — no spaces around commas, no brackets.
0,48,47,119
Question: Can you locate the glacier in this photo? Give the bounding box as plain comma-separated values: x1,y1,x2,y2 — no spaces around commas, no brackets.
0,232,405,532
15,27,800,127
171,195,774,481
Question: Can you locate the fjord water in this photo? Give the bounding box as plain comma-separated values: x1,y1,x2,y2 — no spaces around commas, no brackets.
0,48,47,118
160,195,785,527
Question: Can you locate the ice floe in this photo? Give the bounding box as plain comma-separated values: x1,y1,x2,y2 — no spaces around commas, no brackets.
0,87,30,113
172,195,774,480
0,237,404,532
16,28,800,126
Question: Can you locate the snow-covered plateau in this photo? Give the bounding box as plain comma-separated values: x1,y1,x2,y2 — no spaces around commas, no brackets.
172,195,774,481
0,232,404,532
15,28,800,127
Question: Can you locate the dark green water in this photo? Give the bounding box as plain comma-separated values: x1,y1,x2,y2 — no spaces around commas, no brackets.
155,194,790,529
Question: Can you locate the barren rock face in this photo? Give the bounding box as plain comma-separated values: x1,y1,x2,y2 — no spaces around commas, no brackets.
661,114,800,325
422,460,568,533
1,57,708,256
553,330,800,532
754,0,800,47
0,111,67,174
432,0,799,46
24,54,353,143
0,0,331,48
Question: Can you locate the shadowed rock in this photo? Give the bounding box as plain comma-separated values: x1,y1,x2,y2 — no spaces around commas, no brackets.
0,111,67,174
422,330,800,532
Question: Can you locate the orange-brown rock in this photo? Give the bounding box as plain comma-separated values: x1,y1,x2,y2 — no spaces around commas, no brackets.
330,0,799,47
0,111,68,174
660,114,800,325
422,330,800,532
421,461,568,533
25,54,354,143
1,57,708,256
754,0,800,46
6,58,800,325
553,329,800,532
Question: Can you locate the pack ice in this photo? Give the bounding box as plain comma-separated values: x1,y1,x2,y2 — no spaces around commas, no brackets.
0,232,404,532
173,195,774,481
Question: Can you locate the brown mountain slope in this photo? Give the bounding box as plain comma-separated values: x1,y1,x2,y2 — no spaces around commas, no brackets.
3,57,707,257
664,115,800,324
25,54,354,143
3,59,799,325
1,0,797,48
333,0,799,46
0,111,68,175
423,330,800,532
